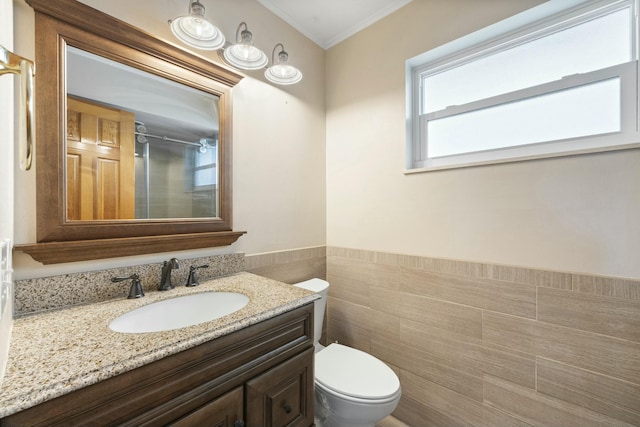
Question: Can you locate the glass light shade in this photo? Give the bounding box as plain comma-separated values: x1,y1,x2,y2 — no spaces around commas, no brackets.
223,43,268,70
223,24,268,70
170,1,225,50
265,49,302,85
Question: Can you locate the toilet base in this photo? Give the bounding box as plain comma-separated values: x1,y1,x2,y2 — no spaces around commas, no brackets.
314,385,400,427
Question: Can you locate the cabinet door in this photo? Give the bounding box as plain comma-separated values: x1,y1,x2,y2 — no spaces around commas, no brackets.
246,348,314,427
169,386,244,427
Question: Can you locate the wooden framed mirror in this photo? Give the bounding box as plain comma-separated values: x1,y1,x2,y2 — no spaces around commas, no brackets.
17,0,246,264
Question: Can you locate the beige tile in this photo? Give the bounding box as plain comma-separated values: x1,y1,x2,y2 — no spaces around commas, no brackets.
371,287,483,339
372,336,484,401
374,251,402,267
326,296,372,352
401,268,536,318
396,254,424,270
243,252,276,270
323,247,640,426
372,308,485,400
325,246,344,258
327,257,402,309
537,358,640,426
326,296,372,330
244,247,326,284
401,319,535,389
483,312,640,384
573,274,640,300
369,309,401,343
335,249,423,268
272,246,324,263
425,258,486,278
394,394,464,427
484,375,636,427
272,246,325,264
368,310,402,371
533,269,573,290
327,247,377,263
326,273,372,308
486,264,533,282
328,256,401,290
326,321,370,352
401,370,533,427
480,264,572,289
538,287,640,342
246,258,326,285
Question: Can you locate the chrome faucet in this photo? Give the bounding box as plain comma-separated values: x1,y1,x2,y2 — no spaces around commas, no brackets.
159,258,179,291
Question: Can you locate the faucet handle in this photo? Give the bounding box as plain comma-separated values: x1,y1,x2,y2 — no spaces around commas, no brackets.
186,264,209,287
111,274,145,299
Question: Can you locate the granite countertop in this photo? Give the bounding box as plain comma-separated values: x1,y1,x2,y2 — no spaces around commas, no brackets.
0,272,317,418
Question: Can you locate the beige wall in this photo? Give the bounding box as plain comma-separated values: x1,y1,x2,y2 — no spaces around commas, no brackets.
15,0,640,280
325,0,640,279
11,0,326,279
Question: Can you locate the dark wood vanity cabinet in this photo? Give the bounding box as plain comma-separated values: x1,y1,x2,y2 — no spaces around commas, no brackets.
1,304,314,427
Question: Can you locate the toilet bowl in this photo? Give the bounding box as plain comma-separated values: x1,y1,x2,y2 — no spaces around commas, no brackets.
294,279,401,427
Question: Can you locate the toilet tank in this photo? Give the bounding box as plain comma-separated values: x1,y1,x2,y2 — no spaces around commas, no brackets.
293,278,329,345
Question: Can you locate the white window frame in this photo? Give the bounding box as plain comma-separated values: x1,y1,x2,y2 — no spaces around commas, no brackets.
405,0,640,172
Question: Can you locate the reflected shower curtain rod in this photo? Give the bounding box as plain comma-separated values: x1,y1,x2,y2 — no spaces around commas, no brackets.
134,131,205,148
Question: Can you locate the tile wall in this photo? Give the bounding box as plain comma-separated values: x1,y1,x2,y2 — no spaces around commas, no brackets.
244,246,326,285
326,246,640,427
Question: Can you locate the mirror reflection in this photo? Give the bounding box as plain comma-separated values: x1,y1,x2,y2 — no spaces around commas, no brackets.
66,46,220,221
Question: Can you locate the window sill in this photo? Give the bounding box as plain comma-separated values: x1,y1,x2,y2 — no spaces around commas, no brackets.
405,141,640,174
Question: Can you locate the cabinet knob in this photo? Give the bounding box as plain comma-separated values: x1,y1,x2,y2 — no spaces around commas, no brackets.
283,403,292,414
233,420,245,427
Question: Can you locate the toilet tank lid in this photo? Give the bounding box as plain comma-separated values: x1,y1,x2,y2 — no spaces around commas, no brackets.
315,343,400,400
293,278,329,293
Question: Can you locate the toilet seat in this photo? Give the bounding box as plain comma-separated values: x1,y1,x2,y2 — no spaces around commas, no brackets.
315,380,400,405
315,344,400,402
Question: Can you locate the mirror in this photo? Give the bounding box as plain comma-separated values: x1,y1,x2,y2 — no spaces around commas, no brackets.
66,47,220,220
17,0,246,264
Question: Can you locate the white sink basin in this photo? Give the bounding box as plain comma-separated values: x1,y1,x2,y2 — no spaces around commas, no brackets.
109,292,250,333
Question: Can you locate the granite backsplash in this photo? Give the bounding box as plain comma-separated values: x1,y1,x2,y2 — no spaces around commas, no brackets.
14,253,245,316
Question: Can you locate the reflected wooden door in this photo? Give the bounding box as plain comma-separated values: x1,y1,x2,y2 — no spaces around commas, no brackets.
66,97,135,220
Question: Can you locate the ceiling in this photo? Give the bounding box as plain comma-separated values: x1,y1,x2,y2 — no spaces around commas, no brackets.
256,0,413,49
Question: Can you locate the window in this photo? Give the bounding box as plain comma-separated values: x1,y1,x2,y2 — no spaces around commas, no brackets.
193,143,217,188
406,0,640,171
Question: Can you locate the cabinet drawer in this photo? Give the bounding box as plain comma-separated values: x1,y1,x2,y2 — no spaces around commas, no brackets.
246,347,314,427
170,386,243,427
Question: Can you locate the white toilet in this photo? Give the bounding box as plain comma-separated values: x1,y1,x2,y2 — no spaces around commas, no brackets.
294,278,401,427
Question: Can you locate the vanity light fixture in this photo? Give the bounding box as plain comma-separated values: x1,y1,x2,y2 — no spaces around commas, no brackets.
169,0,225,50
168,4,302,85
222,22,269,70
264,43,303,85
